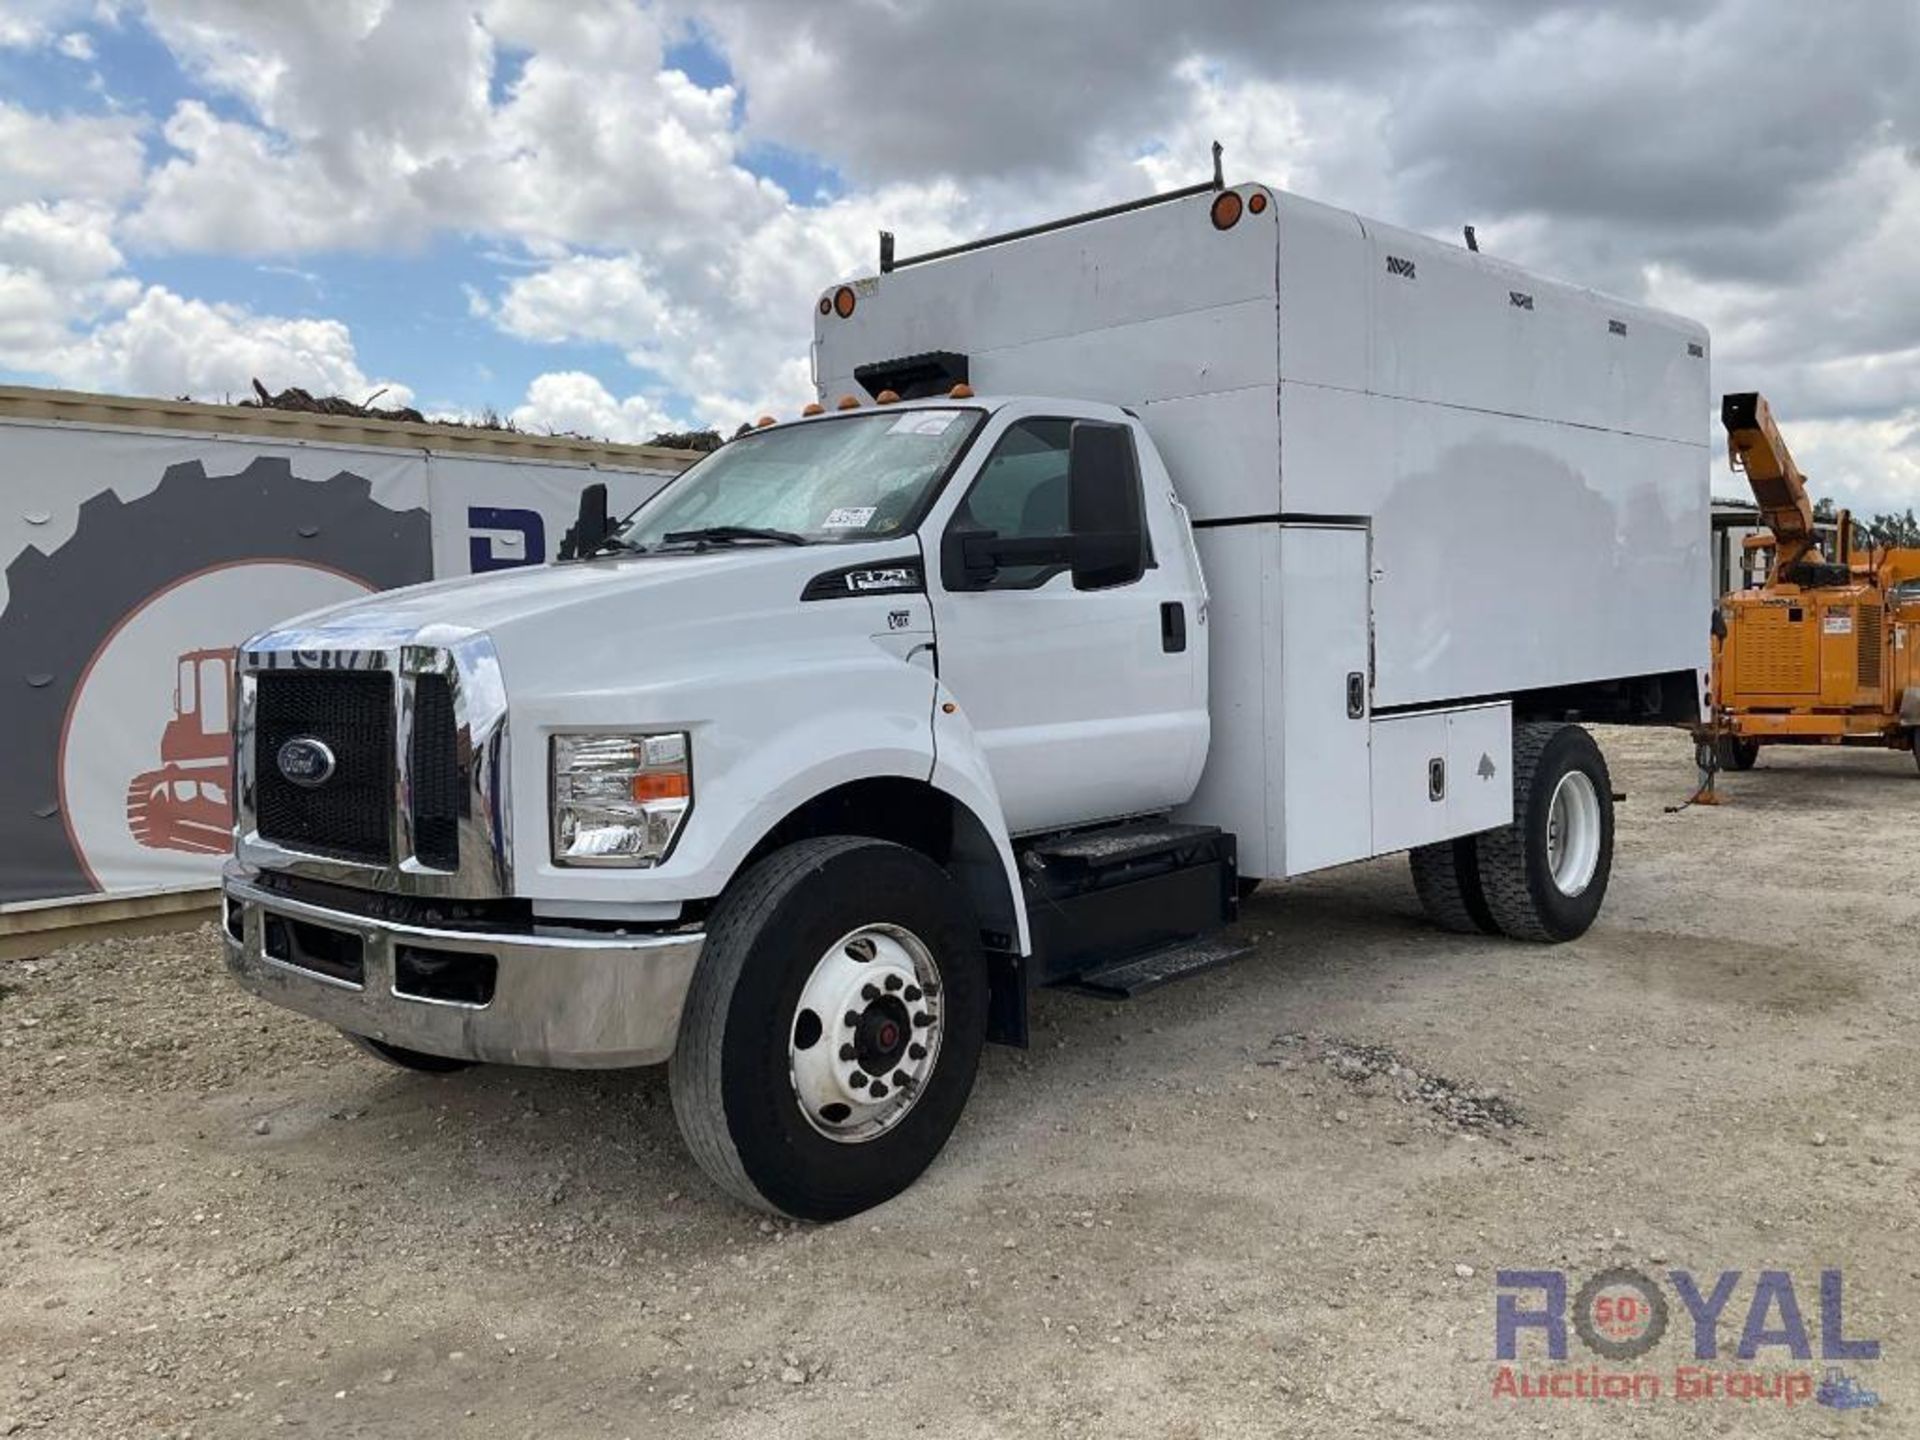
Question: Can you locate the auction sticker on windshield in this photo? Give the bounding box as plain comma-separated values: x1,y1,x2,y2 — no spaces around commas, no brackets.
823,506,877,528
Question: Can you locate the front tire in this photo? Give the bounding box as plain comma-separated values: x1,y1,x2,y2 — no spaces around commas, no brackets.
1474,723,1614,943
669,836,987,1220
1717,734,1759,771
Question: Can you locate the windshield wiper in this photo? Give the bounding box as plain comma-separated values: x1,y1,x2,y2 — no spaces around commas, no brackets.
659,525,808,549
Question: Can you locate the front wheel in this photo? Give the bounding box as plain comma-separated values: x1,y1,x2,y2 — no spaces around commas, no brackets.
1474,723,1614,943
1716,734,1760,771
669,836,987,1220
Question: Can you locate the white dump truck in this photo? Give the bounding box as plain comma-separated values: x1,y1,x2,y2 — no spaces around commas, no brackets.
223,167,1709,1218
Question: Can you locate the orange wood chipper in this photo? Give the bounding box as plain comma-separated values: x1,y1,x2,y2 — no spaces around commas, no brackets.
1704,392,1920,772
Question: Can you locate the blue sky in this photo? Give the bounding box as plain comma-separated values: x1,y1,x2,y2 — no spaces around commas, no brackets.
0,8,845,424
0,1,1914,506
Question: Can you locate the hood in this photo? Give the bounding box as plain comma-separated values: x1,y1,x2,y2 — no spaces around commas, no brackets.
244,539,929,692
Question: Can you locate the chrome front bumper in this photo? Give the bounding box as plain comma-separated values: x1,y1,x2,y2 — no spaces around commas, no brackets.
221,866,703,1068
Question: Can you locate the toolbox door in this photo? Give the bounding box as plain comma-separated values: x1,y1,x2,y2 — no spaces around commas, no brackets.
1278,525,1373,876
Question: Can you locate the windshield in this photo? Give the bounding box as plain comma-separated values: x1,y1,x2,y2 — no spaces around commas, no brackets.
618,408,982,549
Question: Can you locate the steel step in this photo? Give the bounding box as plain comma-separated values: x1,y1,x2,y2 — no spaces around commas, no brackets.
1024,821,1221,877
1065,933,1254,999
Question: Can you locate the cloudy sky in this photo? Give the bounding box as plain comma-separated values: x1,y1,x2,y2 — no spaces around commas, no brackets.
1,0,1916,509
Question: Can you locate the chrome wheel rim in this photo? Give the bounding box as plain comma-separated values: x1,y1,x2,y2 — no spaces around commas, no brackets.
789,924,943,1143
1545,770,1602,897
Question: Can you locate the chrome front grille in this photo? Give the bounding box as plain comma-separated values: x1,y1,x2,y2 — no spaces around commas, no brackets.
254,670,395,865
234,626,510,899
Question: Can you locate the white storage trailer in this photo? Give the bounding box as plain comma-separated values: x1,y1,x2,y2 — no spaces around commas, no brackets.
220,173,1709,1219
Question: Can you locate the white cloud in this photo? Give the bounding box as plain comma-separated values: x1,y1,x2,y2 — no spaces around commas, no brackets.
55,29,94,59
56,285,411,407
0,200,123,283
0,102,146,205
510,369,681,442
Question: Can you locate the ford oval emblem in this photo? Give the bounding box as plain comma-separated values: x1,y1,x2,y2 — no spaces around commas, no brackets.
276,736,337,788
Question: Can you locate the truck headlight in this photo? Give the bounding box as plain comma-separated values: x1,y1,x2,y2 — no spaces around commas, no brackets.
551,732,691,866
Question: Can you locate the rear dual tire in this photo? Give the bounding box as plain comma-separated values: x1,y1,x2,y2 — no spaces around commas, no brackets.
1410,722,1614,944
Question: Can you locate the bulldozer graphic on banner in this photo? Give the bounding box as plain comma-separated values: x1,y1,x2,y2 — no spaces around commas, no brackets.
125,648,234,855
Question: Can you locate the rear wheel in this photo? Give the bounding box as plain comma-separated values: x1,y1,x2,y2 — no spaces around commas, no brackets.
343,1032,473,1074
1474,723,1614,943
1409,837,1498,935
1716,734,1760,771
669,836,987,1220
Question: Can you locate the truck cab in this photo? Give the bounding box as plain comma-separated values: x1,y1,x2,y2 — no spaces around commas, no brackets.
224,173,1709,1219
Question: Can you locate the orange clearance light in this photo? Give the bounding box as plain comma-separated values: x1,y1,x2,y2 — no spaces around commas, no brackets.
833,285,857,318
1247,190,1268,215
1210,190,1243,230
876,389,901,404
630,772,690,803
754,414,777,428
801,401,824,416
817,296,832,316
948,382,974,399
836,393,861,410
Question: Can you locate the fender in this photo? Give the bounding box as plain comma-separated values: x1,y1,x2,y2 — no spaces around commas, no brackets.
928,678,1030,954
511,645,1029,953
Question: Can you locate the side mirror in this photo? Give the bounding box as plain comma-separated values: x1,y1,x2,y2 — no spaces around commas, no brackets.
1068,422,1145,591
559,481,610,561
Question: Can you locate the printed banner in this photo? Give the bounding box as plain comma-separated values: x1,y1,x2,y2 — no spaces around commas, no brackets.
1,420,683,905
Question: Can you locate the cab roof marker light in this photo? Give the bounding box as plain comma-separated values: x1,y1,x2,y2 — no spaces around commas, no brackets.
801,402,824,417
754,414,777,428
948,383,974,399
875,389,901,405
836,394,862,410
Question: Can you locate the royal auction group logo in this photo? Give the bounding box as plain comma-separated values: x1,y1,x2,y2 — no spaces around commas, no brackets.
1493,1266,1881,1409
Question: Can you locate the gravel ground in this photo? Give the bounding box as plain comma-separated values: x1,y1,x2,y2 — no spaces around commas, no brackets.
2,727,1916,1438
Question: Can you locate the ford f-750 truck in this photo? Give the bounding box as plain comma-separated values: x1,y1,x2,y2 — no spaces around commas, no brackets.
223,169,1710,1219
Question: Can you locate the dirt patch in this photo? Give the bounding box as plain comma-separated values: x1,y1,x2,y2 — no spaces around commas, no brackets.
1267,1031,1525,1134
2,727,1917,1438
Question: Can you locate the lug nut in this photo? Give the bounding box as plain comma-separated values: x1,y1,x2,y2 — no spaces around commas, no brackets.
869,1081,888,1098
884,974,903,992
843,1011,860,1027
903,985,922,1002
849,1070,866,1088
861,984,880,1002
913,1012,931,1028
892,1069,909,1086
908,1043,926,1060
838,1043,856,1062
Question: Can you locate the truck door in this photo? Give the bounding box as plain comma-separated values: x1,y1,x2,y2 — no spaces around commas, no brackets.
928,415,1208,834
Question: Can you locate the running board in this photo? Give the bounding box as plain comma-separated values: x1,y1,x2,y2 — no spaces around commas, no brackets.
1065,934,1254,1000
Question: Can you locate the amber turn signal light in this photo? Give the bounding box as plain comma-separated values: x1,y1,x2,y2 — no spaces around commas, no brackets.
1210,191,1243,231
833,286,857,318
1247,191,1268,215
630,771,690,803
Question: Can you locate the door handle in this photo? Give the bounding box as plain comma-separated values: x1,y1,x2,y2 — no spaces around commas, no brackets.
1160,601,1187,653
1346,671,1366,719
